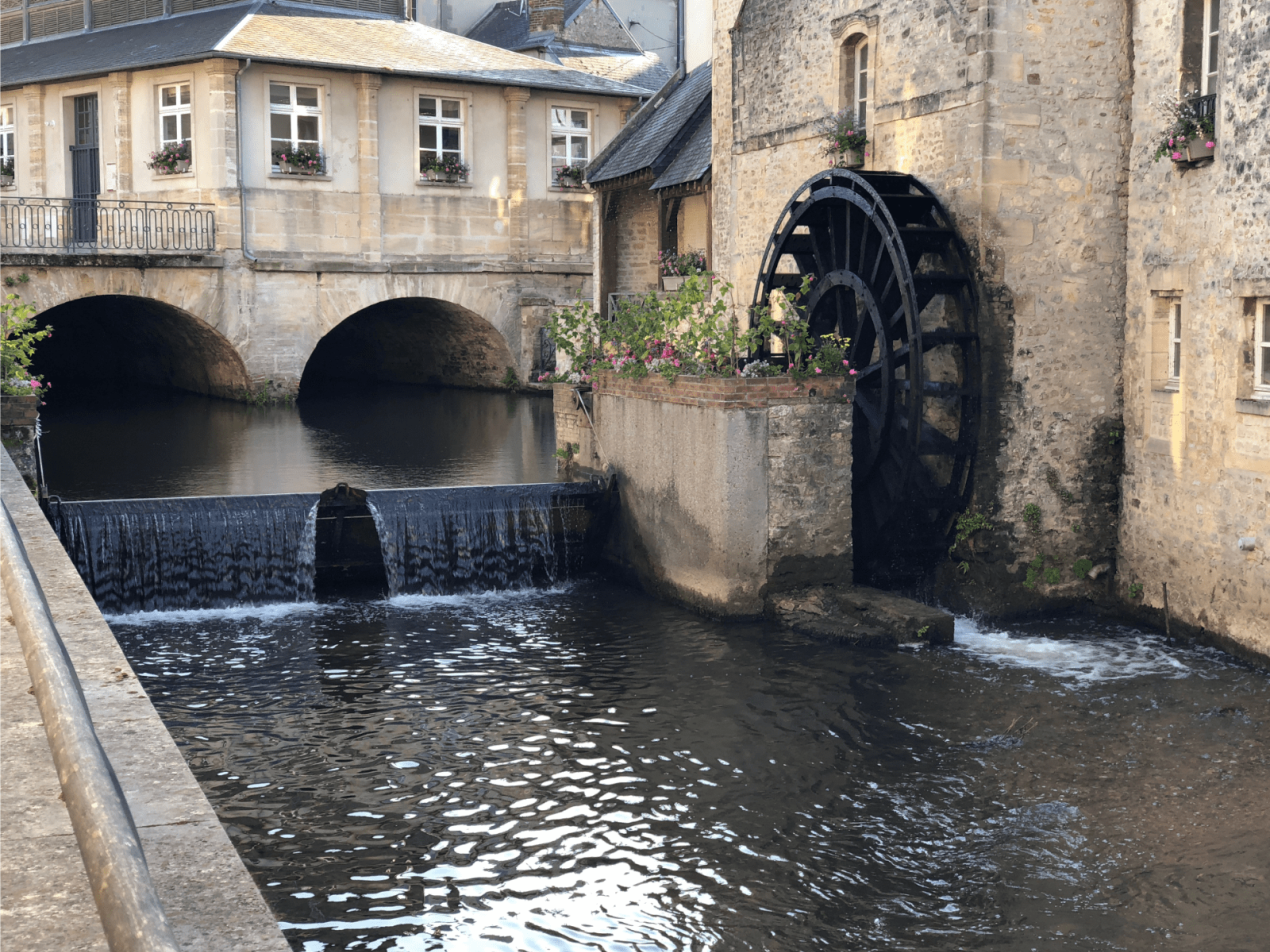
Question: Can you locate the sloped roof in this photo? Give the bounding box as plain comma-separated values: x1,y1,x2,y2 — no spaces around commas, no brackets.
468,0,621,53
2,2,645,96
587,61,711,187
652,114,711,189
557,50,671,92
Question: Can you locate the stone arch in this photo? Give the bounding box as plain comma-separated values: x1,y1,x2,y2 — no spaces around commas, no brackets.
299,295,521,397
30,294,252,400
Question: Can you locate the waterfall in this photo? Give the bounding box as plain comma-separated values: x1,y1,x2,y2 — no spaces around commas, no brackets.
366,483,599,597
52,493,321,614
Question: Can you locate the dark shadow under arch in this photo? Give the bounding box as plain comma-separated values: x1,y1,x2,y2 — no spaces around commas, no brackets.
31,295,251,400
300,298,517,398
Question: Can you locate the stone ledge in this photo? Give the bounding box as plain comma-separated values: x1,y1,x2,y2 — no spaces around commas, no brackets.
767,584,955,647
0,253,223,269
1235,398,1270,417
595,371,854,409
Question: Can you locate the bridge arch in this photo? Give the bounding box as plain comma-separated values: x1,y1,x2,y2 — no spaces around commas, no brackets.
30,294,252,400
299,296,520,397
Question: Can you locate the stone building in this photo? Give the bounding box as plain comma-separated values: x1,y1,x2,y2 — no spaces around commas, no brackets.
0,2,643,396
707,0,1266,654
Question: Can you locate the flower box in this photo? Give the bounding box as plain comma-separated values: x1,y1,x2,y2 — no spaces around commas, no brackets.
662,276,686,292
0,173,13,187
835,149,865,169
1186,140,1215,161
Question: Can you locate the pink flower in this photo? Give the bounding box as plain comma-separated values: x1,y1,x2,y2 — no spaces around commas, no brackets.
814,367,822,374
842,359,849,366
1168,137,1174,146
1172,151,1183,161
1206,141,1214,149
848,369,857,376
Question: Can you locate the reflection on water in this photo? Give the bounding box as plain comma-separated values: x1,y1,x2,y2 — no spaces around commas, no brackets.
112,591,1270,952
38,386,558,499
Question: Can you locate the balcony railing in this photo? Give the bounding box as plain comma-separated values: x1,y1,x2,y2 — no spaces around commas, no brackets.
1190,92,1217,122
0,197,216,254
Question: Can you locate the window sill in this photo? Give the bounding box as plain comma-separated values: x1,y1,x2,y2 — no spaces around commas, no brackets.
1235,397,1270,417
417,179,472,189
151,171,195,179
269,172,333,181
1153,384,1180,394
550,186,591,196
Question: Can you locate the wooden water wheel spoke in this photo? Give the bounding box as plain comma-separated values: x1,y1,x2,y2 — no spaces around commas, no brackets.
751,169,981,565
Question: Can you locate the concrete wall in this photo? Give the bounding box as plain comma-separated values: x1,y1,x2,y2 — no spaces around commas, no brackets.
575,373,852,616
713,0,1132,612
1,60,634,393
1117,1,1270,657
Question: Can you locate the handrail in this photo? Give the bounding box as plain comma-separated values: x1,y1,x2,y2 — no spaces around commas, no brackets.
0,196,216,254
0,501,181,952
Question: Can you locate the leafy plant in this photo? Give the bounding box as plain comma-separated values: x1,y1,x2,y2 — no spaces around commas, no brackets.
554,164,585,188
957,560,970,575
1,293,52,397
1072,557,1094,579
1044,566,1062,585
1151,95,1215,163
4,273,29,289
501,366,519,389
658,250,708,278
1023,502,1042,533
1023,554,1047,590
821,109,868,165
146,140,191,174
272,145,325,175
1,157,14,178
950,510,994,557
553,443,580,460
1129,582,1143,599
915,625,930,640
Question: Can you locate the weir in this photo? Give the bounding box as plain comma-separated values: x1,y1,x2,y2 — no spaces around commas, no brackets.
48,480,614,614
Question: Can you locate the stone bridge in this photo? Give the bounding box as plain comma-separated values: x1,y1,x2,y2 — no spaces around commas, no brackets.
8,252,587,400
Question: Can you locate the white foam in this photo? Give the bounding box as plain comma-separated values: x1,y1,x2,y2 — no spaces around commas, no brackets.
106,601,327,626
385,583,576,610
953,617,1191,685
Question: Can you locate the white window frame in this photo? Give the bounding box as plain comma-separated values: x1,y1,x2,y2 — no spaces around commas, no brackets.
0,103,14,183
417,93,466,178
1255,299,1270,398
848,38,869,128
157,82,192,152
1168,299,1183,388
550,105,592,187
268,80,324,170
1201,0,1220,95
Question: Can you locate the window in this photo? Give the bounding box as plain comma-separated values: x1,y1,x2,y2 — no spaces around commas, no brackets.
0,104,13,181
158,83,191,150
418,96,463,174
550,107,590,185
1168,300,1183,387
1201,0,1220,95
1255,300,1270,398
847,38,868,128
269,83,322,165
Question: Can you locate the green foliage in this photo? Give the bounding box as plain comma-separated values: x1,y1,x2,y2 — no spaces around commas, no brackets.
501,366,519,389
1071,523,1083,533
271,144,325,175
1151,96,1215,163
915,625,930,640
957,560,970,575
3,272,30,289
1023,503,1042,533
1023,554,1047,590
1129,582,1144,599
658,250,708,277
821,109,868,163
1072,557,1094,579
553,443,580,461
1106,428,1122,448
949,510,994,556
1046,466,1075,504
1,293,52,396
1044,566,1062,585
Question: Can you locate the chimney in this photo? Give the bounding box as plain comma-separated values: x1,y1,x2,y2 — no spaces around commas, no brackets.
527,0,564,34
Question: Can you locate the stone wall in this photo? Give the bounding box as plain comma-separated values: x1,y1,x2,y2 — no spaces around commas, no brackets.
581,372,853,616
1117,1,1270,657
713,0,1133,612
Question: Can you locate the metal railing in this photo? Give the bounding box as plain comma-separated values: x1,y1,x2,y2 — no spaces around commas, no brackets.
1190,92,1217,122
1,196,216,254
0,498,180,952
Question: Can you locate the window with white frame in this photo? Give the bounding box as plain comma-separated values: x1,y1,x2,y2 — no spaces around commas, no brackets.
550,107,590,187
1168,300,1183,387
0,104,14,181
1201,0,1220,95
1255,300,1270,397
269,82,322,166
158,83,191,151
418,96,464,175
847,37,868,128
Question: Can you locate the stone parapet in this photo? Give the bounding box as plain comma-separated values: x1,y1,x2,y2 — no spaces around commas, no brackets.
593,371,849,409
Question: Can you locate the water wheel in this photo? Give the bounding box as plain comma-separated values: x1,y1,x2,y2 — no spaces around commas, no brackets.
751,169,981,570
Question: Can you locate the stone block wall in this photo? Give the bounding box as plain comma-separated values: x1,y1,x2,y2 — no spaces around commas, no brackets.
1117,1,1269,657
580,372,853,616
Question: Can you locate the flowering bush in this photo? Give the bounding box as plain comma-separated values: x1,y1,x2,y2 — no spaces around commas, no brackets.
423,154,470,180
658,250,708,278
1151,97,1215,163
554,165,585,188
821,109,868,166
146,140,191,175
1,293,52,397
272,145,325,175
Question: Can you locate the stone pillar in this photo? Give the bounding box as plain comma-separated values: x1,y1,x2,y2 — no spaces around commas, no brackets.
108,72,132,195
504,86,531,263
23,88,44,196
354,72,383,262
204,58,241,249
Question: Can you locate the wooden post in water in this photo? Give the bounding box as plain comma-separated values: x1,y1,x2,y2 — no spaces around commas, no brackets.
1162,581,1171,637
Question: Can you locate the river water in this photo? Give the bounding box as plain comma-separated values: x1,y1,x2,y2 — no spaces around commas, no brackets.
48,388,1269,950
110,590,1270,952
38,387,558,499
